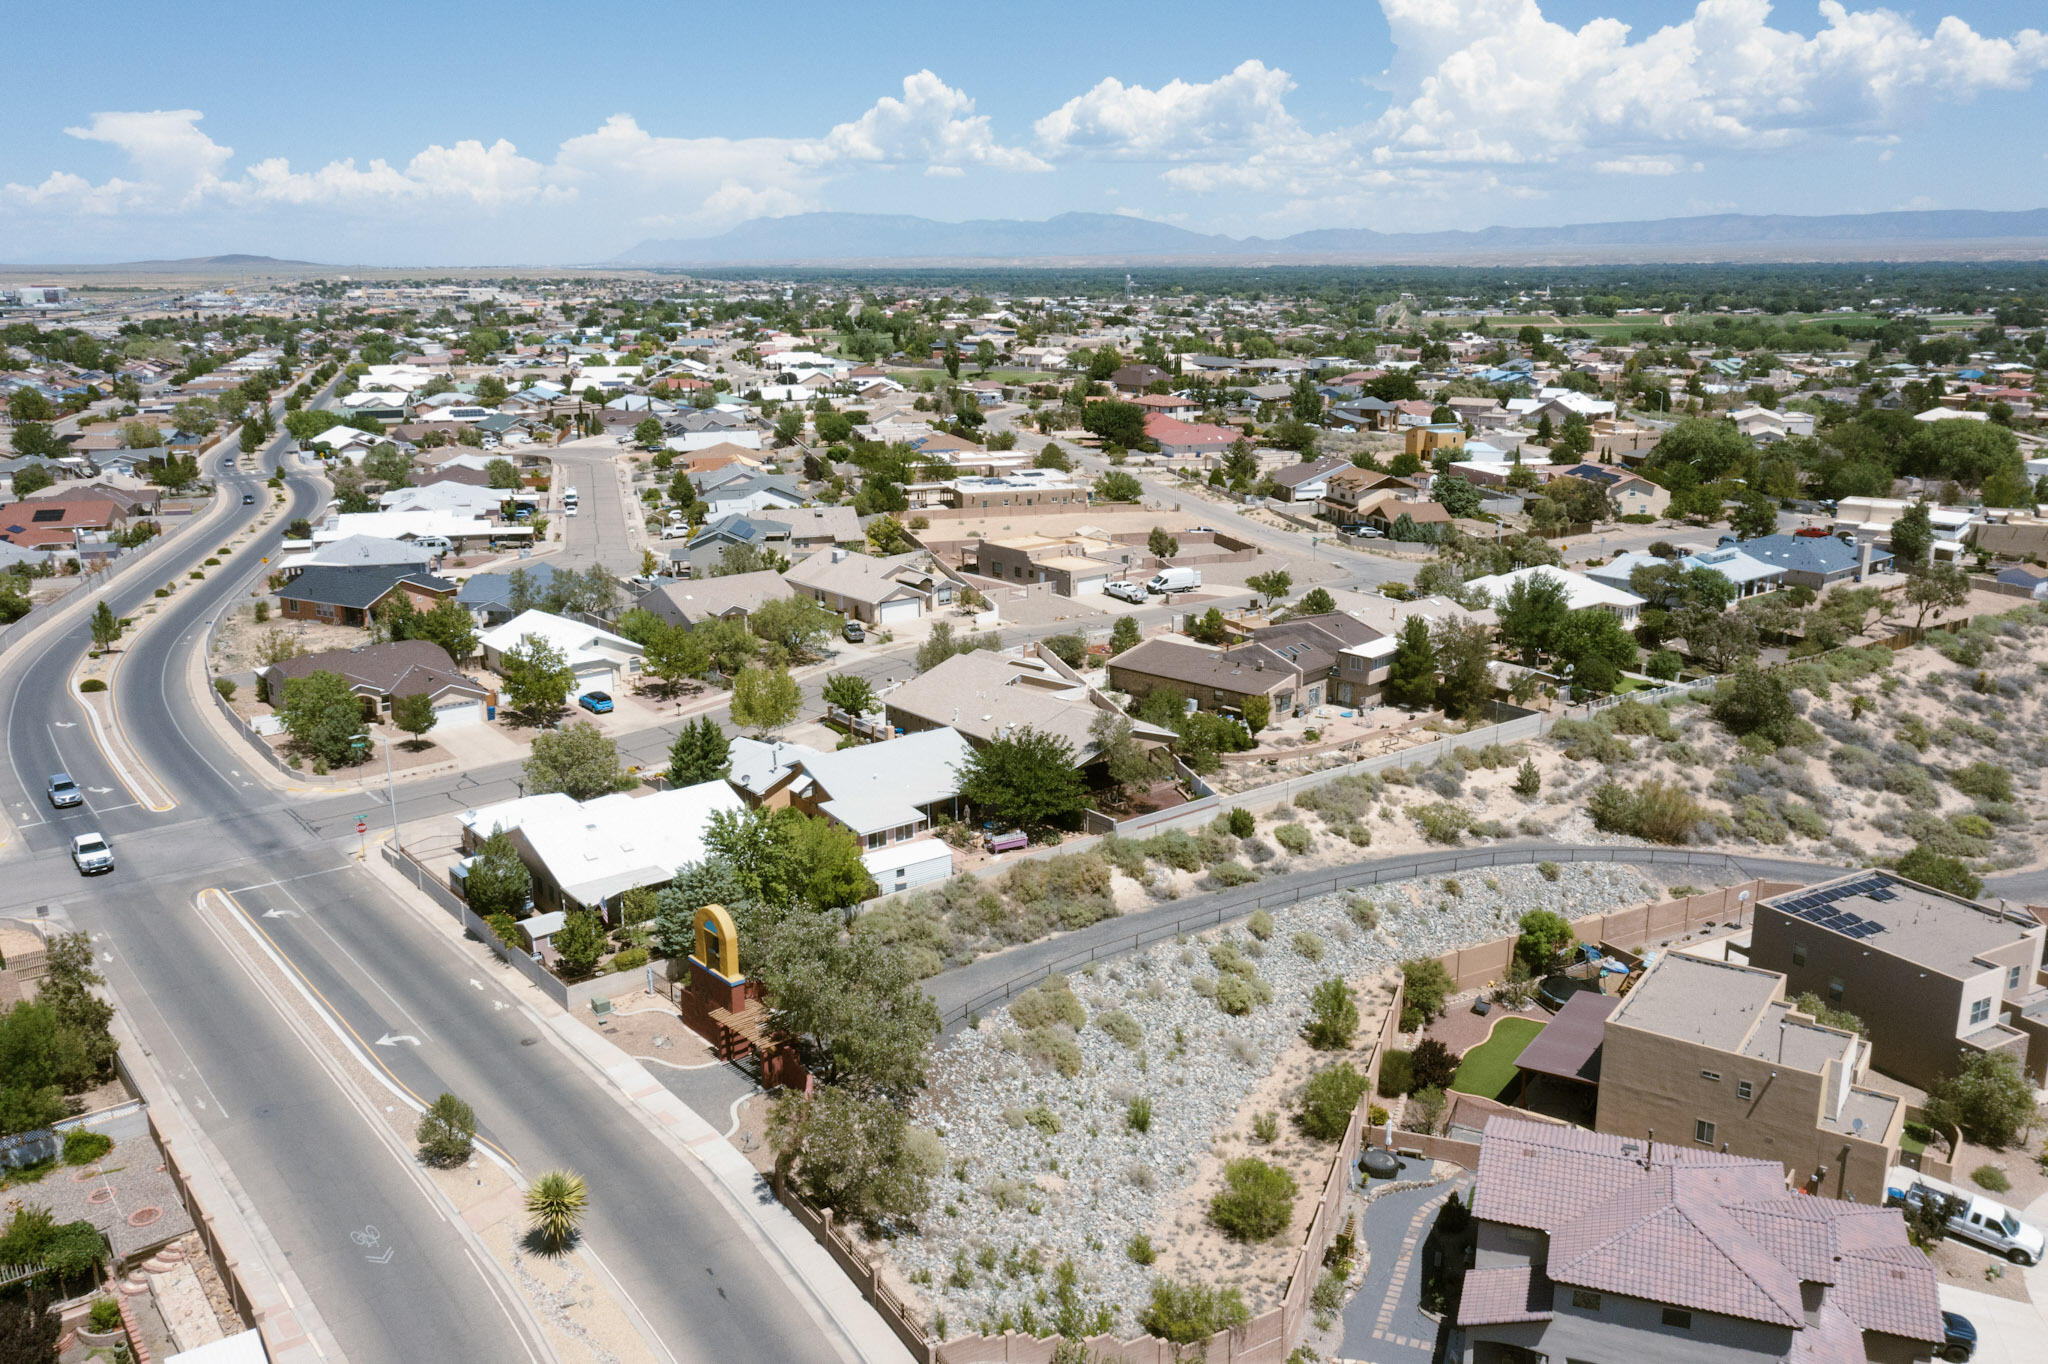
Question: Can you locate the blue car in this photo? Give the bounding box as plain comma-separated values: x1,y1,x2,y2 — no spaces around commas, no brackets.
577,691,614,714
1941,1311,1976,1362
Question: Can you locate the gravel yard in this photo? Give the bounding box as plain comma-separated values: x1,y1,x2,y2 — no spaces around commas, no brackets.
878,861,1698,1340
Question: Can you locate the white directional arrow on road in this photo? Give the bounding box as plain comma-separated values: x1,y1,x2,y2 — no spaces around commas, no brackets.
261,907,299,919
469,979,484,990
88,786,114,794
53,721,76,729
375,1033,423,1047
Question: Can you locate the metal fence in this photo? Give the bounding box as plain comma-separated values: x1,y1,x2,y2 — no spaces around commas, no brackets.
936,845,1772,1027
381,843,572,1006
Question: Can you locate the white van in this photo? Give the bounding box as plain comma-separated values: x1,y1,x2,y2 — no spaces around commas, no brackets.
410,535,452,557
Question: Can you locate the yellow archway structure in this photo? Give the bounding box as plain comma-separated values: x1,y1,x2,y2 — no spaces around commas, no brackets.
692,903,740,981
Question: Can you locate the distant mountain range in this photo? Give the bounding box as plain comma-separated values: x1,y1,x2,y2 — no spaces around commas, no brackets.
613,208,2048,267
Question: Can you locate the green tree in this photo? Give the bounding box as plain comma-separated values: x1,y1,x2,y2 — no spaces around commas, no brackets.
38,932,116,1083
1304,978,1358,1050
864,514,912,555
464,829,531,918
666,716,730,787
1209,1157,1297,1242
1904,561,1969,632
1496,573,1571,665
416,1092,477,1166
1147,526,1180,559
1296,586,1336,616
1239,694,1271,734
1432,618,1496,720
1431,473,1483,518
915,619,1001,672
1093,470,1143,502
708,805,876,912
282,670,367,766
392,691,438,749
1553,412,1595,460
363,445,413,489
89,601,122,651
820,672,877,718
1245,569,1293,607
1895,845,1983,899
632,416,664,449
1924,1052,2036,1149
7,388,53,422
1552,607,1638,694
641,620,709,692
766,1085,938,1230
524,1170,587,1250
411,598,479,663
957,724,1088,835
9,461,53,497
1710,660,1798,745
758,912,934,1095
497,634,575,719
1091,710,1168,805
774,408,805,446
1514,910,1576,975
552,911,607,978
524,722,632,801
730,664,801,734
0,1004,75,1135
1401,957,1454,1019
1729,486,1778,540
1385,615,1438,710
486,457,522,489
1110,615,1142,654
1081,400,1147,448
748,595,838,663
1298,1062,1370,1140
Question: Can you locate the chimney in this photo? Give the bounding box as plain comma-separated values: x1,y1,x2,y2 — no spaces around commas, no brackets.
1857,540,1872,581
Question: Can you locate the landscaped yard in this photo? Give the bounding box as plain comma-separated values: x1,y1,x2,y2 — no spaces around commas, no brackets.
1450,1017,1546,1101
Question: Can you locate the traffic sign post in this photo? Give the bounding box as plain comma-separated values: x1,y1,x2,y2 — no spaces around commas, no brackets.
357,816,368,859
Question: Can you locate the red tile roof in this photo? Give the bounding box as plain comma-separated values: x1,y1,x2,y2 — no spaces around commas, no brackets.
1142,413,1237,445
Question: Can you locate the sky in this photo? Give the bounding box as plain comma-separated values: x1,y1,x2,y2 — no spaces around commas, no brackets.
3,0,2045,265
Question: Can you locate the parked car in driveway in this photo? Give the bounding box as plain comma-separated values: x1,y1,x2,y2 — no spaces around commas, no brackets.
71,832,114,874
1940,1311,1977,1362
577,691,613,714
1104,580,1147,604
47,773,82,808
842,619,866,643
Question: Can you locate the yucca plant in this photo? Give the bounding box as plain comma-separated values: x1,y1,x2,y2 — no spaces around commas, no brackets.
525,1170,587,1250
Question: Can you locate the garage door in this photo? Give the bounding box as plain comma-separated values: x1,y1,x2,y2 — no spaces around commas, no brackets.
573,664,616,694
1070,573,1107,597
876,597,921,625
431,698,485,729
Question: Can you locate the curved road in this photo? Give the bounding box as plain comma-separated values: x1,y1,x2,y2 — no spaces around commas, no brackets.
0,419,859,1359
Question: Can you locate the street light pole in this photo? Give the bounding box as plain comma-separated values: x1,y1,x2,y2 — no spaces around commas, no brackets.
384,733,401,851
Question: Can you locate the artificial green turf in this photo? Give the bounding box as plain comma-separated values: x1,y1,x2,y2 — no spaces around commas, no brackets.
1449,1017,1547,1101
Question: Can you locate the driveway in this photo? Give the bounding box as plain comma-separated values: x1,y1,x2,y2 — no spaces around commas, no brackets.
1338,1156,1470,1364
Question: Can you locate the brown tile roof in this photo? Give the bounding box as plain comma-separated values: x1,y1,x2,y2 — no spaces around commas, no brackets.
261,640,486,703
1457,1266,1554,1325
1107,638,1298,694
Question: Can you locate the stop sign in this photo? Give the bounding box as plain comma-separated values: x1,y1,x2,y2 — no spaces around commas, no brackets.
356,819,368,835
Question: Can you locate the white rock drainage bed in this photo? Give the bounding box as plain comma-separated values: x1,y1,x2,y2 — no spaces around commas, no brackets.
890,861,1697,1336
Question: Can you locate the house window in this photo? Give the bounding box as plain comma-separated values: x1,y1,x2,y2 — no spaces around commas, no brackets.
2010,964,2026,991
1791,943,1807,967
1694,1119,1716,1145
1827,977,1844,1005
1969,998,1992,1027
1570,1289,1601,1312
1737,1080,1753,1100
1700,1070,1721,1082
1662,1308,1693,1330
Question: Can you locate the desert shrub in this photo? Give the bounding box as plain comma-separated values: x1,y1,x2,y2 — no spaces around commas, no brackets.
1401,1085,1447,1135
1018,1025,1084,1077
1226,807,1255,837
609,946,649,972
1588,779,1706,844
1207,861,1258,887
997,853,1117,933
89,1298,122,1332
1295,772,1382,823
1537,860,1561,881
1126,1097,1152,1133
1311,1267,1347,1317
1735,795,1789,844
1011,977,1088,1031
1304,977,1358,1049
1781,802,1830,840
1127,1234,1157,1265
1096,1009,1143,1048
1299,1063,1370,1139
1142,1278,1251,1344
1377,1049,1414,1097
1412,801,1472,844
1606,698,1677,740
1972,1165,2012,1193
1246,909,1275,940
1291,931,1325,962
1549,717,1635,764
1884,762,1941,809
1950,761,2014,804
1214,971,1273,1016
1209,1158,1298,1242
1274,823,1311,854
1346,896,1379,930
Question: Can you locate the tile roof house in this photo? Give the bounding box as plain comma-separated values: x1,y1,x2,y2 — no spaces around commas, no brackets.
1107,636,1319,717
884,650,1175,766
784,547,955,625
639,570,790,629
1143,413,1237,460
1452,1116,1943,1364
1267,454,1354,503
275,566,458,628
257,640,489,725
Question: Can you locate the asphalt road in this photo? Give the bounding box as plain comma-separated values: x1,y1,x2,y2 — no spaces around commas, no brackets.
0,417,850,1360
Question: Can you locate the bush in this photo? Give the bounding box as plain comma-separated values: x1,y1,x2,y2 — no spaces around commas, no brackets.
1951,761,2014,804
1208,1157,1298,1242
1299,1062,1370,1139
213,677,236,700
1588,778,1707,844
1214,971,1272,1016
1304,977,1358,1049
1226,807,1255,837
1127,1234,1157,1265
1646,649,1682,680
89,1298,122,1332
1246,909,1275,940
1895,845,1984,899
1410,1038,1459,1092
1412,801,1472,843
1252,1111,1278,1142
1400,957,1454,1019
609,946,649,972
1971,1164,2012,1193
1127,1096,1152,1133
1011,977,1087,1031
79,678,107,693
1311,1266,1347,1316
1924,1052,2036,1149
1377,1050,1414,1098
1096,1009,1143,1048
1142,1278,1251,1345
62,1129,113,1165
1537,860,1561,882
416,1092,477,1166
1274,823,1311,854
1291,931,1325,962
1347,896,1379,931
1018,1025,1084,1077
1208,861,1258,887
1401,1085,1447,1135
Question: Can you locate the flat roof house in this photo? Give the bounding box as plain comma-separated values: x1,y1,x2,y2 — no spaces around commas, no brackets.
1748,871,2048,1091
1595,952,1902,1205
1453,1116,1943,1364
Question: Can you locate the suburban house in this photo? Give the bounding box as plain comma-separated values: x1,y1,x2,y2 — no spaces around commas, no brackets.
973,532,1129,597
1968,520,2048,562
1241,613,1381,707
1747,871,2048,1090
783,547,955,626
1107,637,1314,717
1318,467,1417,528
947,473,1085,510
884,649,1175,770
1451,1116,1943,1364
1464,565,1646,625
1732,533,1891,591
1731,405,1817,442
1267,454,1353,503
701,474,805,519
276,565,459,628
1591,951,1902,1205
279,534,435,579
456,782,746,920
478,609,644,695
257,640,491,728
639,571,789,628
1586,546,1786,601
723,737,824,808
672,513,796,577
1143,413,1237,460
784,728,973,893
1109,363,1169,394
456,563,574,626
1405,423,1466,457
0,497,129,551
1354,493,1450,538
1549,462,1671,518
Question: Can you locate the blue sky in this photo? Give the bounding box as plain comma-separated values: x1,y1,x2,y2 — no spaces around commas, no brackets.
3,0,2045,264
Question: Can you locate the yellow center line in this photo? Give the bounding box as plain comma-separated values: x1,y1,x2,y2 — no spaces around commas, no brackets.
207,886,518,1168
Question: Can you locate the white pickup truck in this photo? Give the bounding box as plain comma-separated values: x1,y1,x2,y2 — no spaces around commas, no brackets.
1890,1168,2046,1265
